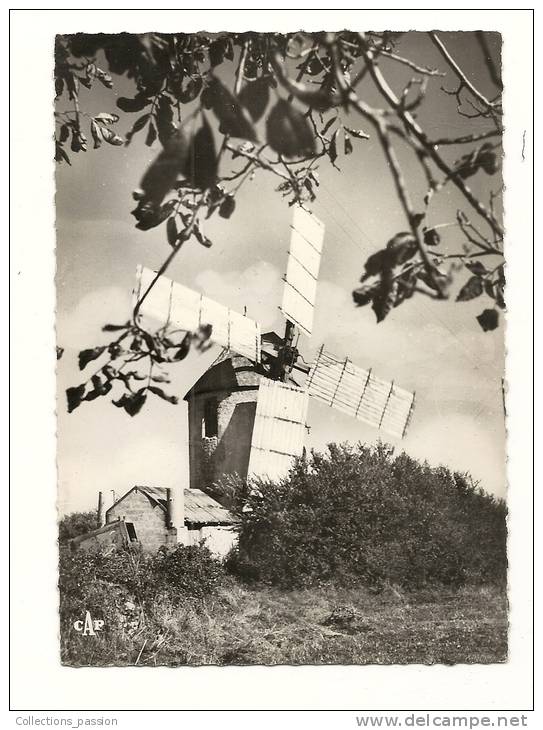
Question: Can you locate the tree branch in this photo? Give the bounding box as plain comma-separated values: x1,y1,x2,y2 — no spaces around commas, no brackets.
358,34,504,239
428,32,500,114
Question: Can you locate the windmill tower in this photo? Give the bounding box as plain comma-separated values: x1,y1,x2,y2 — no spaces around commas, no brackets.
133,207,416,506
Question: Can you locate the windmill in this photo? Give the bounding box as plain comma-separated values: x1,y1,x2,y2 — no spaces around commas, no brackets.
132,206,416,486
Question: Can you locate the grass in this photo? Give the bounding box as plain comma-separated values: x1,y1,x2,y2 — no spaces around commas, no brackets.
61,581,507,667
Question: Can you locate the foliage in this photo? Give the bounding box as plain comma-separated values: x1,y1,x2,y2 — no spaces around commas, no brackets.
223,443,507,589
65,321,212,415
60,579,508,666
55,31,505,415
58,510,99,543
58,541,225,664
59,542,224,607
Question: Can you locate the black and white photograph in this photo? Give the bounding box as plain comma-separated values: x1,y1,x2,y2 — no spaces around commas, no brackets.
52,26,513,669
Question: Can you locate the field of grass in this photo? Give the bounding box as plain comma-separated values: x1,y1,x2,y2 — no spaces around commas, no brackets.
61,581,507,667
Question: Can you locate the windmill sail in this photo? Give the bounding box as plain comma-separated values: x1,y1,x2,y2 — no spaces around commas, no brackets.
307,348,415,438
248,379,309,480
134,265,261,362
280,206,325,337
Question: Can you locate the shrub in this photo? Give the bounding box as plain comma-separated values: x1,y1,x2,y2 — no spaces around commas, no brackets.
59,542,225,607
154,544,225,599
224,443,507,590
58,510,99,543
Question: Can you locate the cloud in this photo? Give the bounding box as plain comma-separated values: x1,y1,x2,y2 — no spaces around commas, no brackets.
57,285,132,351
195,260,283,329
402,412,507,497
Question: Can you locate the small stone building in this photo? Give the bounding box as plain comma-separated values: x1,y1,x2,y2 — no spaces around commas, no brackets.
74,485,237,558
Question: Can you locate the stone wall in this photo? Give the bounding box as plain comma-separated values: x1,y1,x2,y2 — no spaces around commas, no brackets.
188,388,258,494
106,489,171,554
184,525,238,558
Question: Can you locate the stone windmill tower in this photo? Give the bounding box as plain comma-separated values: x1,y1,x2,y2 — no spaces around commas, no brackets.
134,207,416,507
183,342,300,500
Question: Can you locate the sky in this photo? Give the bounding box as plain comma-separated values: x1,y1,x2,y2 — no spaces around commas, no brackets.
55,31,506,515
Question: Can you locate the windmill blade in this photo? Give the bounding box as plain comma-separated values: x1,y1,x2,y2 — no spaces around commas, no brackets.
134,265,261,362
280,206,325,337
306,347,416,438
248,379,309,481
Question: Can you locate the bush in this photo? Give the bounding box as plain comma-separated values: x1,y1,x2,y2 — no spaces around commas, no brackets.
224,443,507,590
154,544,225,599
58,510,98,543
58,542,229,665
59,542,225,607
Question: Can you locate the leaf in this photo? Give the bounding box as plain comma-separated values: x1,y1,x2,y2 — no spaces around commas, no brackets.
113,389,147,417
266,99,316,158
465,260,488,277
90,120,102,149
344,134,353,156
174,333,191,360
479,144,499,175
59,124,70,144
138,129,189,205
386,233,418,266
209,38,227,67
55,77,64,99
219,194,236,219
307,55,324,76
303,177,316,202
238,77,270,122
328,129,339,165
423,228,441,247
456,276,483,302
156,95,177,146
417,266,450,294
362,249,390,279
123,391,147,416
66,384,86,413
56,346,64,360
372,280,399,323
476,308,499,332
344,127,370,140
125,113,151,145
55,142,71,165
224,38,234,61
86,375,112,400
102,322,129,332
484,280,495,299
117,95,151,113
145,121,157,147
167,216,178,246
395,270,418,306
178,76,203,104
151,373,171,383
100,126,124,146
412,212,425,228
66,74,79,100
202,76,257,142
78,346,106,370
93,112,120,124
184,117,218,190
148,385,179,405
157,200,178,226
70,128,86,152
193,219,213,248
352,281,381,307
95,67,113,89
495,284,506,310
